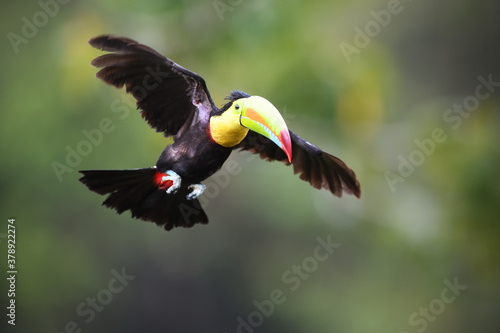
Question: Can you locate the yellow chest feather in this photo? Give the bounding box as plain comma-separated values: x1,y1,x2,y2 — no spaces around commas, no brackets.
209,111,249,147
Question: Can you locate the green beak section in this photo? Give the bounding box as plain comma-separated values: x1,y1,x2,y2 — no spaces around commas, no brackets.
239,96,292,162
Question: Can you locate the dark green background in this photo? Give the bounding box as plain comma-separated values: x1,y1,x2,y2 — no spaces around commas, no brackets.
1,0,499,332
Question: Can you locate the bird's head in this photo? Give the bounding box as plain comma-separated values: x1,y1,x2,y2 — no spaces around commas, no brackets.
209,95,292,162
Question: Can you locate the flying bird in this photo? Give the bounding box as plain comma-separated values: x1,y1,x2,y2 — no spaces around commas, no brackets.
79,35,361,231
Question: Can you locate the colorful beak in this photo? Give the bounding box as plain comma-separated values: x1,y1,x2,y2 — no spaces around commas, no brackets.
239,96,292,162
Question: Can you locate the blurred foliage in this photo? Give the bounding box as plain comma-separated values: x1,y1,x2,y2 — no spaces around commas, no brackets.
1,0,499,332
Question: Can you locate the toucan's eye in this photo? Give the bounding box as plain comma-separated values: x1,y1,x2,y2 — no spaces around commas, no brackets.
235,104,240,110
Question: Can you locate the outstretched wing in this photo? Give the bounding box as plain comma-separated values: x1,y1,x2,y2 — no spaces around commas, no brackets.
237,131,361,198
89,35,216,138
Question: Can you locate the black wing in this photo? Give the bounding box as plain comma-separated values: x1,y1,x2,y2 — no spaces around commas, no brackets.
89,35,216,138
237,131,361,198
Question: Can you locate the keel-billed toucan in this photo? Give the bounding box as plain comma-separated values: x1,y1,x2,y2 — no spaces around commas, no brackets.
79,35,361,231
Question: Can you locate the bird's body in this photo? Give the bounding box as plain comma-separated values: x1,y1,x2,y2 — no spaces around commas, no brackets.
80,35,361,231
156,122,231,183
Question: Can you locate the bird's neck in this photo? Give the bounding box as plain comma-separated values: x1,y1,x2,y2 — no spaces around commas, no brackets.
209,111,249,147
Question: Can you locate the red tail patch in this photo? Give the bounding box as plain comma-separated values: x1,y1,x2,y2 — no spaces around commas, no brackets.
153,171,173,190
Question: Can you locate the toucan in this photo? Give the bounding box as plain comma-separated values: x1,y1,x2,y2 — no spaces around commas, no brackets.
79,35,361,231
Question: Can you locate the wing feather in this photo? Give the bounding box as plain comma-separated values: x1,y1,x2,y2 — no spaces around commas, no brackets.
89,35,216,138
237,131,361,198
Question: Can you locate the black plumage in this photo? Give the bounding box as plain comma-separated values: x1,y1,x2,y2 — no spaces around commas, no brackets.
79,35,361,231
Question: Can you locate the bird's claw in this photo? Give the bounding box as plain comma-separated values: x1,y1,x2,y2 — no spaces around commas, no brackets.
187,183,206,200
162,170,181,194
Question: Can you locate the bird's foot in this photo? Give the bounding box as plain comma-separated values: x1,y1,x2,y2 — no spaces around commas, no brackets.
187,183,206,200
162,170,182,194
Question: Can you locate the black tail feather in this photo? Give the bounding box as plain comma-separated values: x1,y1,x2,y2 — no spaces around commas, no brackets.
79,168,208,231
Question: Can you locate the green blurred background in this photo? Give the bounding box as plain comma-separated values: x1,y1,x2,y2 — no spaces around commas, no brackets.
1,0,499,332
